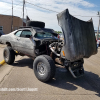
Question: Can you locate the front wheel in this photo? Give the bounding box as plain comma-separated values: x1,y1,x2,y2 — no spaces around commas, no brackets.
33,55,56,82
3,46,15,64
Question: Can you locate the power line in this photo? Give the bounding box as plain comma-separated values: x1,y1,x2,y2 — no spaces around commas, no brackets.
1,0,99,18
26,1,99,17
74,15,98,17
26,1,59,13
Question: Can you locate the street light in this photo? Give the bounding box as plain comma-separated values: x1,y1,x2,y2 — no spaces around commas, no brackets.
23,0,25,26
11,0,13,32
97,11,100,40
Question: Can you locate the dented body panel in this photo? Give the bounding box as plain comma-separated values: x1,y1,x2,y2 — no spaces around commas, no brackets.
0,27,58,58
57,9,97,62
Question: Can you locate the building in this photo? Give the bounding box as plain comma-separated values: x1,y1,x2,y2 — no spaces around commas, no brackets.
0,14,23,34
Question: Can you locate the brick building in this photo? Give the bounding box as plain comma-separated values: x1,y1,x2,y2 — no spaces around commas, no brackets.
0,14,23,34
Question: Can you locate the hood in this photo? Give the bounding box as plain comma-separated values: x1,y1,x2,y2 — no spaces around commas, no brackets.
57,9,97,61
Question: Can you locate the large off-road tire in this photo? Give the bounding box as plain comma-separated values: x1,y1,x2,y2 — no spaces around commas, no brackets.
3,46,15,64
33,55,56,82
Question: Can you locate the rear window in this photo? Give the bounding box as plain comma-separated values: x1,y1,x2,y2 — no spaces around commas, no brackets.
35,32,57,39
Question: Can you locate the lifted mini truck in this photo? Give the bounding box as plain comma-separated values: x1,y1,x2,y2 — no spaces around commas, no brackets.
0,9,97,82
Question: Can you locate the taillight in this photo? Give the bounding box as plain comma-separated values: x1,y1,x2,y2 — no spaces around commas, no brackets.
57,34,60,39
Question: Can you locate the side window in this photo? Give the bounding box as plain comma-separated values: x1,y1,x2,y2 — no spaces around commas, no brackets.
20,30,32,38
35,33,44,38
15,31,22,37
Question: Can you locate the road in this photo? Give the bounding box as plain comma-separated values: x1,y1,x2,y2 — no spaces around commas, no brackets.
0,44,100,100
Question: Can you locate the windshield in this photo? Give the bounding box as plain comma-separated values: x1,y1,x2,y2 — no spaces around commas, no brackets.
35,32,57,39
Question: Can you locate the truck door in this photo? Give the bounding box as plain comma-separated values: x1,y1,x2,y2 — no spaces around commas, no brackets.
19,30,36,56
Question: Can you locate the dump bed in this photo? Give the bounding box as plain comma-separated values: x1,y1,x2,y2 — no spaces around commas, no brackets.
57,9,97,62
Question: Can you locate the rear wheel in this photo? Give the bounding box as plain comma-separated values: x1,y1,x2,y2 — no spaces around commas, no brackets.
33,55,56,82
3,46,15,64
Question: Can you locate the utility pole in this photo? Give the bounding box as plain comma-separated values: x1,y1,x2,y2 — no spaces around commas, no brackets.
11,0,13,32
97,11,100,40
23,0,25,26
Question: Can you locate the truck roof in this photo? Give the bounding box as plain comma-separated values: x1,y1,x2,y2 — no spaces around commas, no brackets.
19,26,58,36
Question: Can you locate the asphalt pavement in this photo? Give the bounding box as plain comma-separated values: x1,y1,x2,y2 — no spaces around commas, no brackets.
0,44,100,100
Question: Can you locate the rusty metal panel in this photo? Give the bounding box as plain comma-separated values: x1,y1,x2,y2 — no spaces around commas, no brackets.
57,9,97,61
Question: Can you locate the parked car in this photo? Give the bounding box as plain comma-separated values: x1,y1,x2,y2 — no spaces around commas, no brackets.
0,30,5,43
97,39,100,47
59,34,64,40
0,30,4,36
0,9,97,82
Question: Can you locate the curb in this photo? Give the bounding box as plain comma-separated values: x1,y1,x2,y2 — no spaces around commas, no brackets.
0,60,5,67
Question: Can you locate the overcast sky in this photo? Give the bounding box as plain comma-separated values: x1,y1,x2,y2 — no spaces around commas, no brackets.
0,0,100,31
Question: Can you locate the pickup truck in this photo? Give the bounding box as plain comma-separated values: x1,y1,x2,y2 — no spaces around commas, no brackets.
0,9,97,82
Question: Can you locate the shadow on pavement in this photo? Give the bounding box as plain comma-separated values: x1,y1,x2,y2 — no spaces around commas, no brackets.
13,58,33,68
49,68,100,97
13,58,100,97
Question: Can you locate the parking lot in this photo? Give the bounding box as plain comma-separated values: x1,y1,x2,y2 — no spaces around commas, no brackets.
0,44,100,100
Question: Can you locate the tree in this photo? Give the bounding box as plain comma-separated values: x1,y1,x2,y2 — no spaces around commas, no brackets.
55,31,62,34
